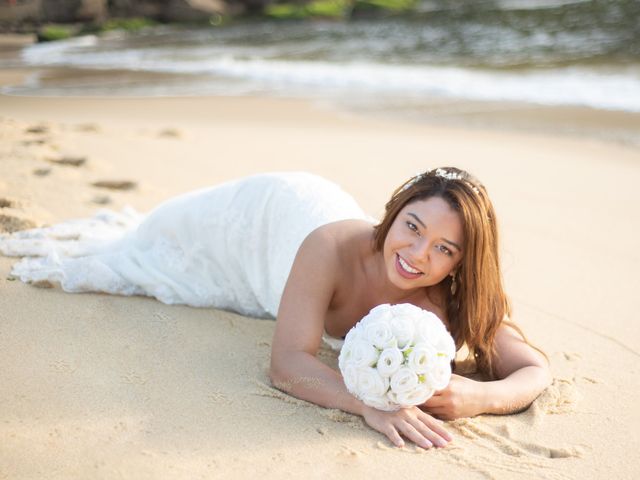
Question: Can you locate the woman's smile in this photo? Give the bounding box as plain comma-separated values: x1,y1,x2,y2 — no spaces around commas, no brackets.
396,253,424,279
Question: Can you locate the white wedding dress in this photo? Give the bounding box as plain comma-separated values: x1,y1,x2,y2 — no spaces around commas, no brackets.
0,172,368,319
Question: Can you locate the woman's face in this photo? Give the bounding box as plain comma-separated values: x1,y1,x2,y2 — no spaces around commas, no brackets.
383,196,464,290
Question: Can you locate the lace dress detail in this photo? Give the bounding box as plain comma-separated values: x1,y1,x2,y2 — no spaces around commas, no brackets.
0,172,367,318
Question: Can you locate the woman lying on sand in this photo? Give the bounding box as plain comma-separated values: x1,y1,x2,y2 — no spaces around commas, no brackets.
0,167,550,449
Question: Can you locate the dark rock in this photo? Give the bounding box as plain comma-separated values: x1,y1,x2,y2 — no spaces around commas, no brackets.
110,0,240,21
109,0,164,18
0,0,107,25
163,0,227,21
41,0,107,22
0,0,40,24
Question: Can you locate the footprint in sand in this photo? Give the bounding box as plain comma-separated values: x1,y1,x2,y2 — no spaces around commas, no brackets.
75,123,100,133
0,214,36,233
158,128,183,139
21,138,48,146
25,124,49,135
33,168,52,177
91,194,111,205
46,155,87,167
91,180,138,191
0,199,37,233
0,197,16,209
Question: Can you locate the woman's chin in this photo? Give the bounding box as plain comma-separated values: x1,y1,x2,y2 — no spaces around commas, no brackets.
388,268,424,290
388,267,446,292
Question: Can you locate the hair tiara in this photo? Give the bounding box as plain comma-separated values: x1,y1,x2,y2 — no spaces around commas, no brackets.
402,168,481,194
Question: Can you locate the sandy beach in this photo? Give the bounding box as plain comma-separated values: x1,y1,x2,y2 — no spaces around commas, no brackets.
1,89,640,479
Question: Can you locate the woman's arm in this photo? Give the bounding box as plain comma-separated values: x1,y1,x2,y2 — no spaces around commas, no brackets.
481,323,552,414
422,324,552,419
270,228,452,448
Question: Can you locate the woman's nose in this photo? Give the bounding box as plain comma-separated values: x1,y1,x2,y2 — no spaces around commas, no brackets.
410,238,430,263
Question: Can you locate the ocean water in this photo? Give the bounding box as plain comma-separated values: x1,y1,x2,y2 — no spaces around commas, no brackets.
2,0,639,113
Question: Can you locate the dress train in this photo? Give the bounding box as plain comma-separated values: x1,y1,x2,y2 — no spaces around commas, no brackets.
0,172,367,318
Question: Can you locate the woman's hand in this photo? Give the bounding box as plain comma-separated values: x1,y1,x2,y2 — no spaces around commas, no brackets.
361,404,453,449
420,374,487,420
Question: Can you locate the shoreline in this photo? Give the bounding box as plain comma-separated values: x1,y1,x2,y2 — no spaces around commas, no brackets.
1,61,639,151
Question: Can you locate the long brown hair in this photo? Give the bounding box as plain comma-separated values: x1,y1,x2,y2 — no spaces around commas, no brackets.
373,167,535,379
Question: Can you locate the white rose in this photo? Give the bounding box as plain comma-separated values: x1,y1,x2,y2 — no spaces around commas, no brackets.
349,339,379,368
390,314,415,349
428,357,452,390
414,312,444,341
376,347,404,378
391,303,424,317
361,394,398,412
414,313,456,358
407,342,437,374
344,322,363,343
338,341,354,371
389,366,419,394
433,334,456,360
388,384,435,407
341,364,359,393
367,303,393,320
364,320,395,350
357,367,389,397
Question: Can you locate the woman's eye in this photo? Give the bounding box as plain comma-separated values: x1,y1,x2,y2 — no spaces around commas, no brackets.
406,222,419,234
438,245,452,256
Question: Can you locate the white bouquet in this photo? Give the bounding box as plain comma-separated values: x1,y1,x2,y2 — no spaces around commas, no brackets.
338,303,456,411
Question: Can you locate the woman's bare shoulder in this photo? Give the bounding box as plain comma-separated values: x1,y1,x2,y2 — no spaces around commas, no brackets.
273,221,368,355
311,218,375,240
312,219,376,266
